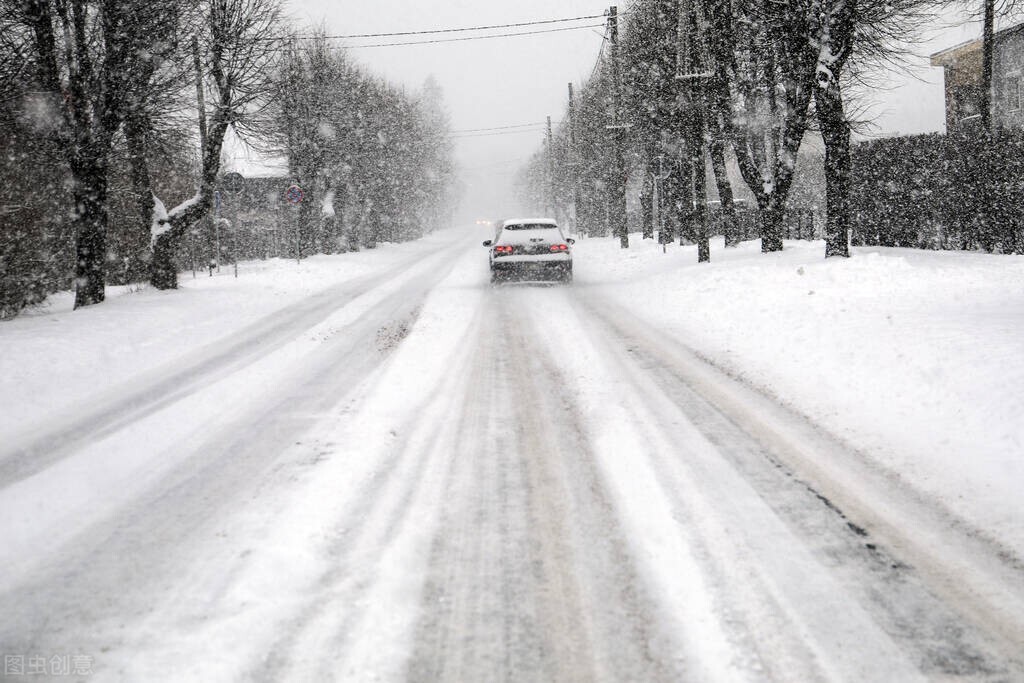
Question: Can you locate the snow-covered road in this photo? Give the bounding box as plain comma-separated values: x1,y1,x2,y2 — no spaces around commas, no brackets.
1,232,1022,681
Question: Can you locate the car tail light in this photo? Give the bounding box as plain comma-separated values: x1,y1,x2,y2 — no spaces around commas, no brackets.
494,245,514,254
550,243,568,252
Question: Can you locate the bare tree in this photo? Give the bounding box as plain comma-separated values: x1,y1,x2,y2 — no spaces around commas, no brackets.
811,0,857,258
704,0,741,247
272,38,456,254
811,0,934,257
2,0,201,313
151,0,282,289
120,4,191,272
727,0,818,252
273,32,346,255
17,0,178,307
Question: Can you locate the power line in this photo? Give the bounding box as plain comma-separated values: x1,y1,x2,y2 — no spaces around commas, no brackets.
343,24,607,49
267,23,606,51
293,13,611,40
450,122,547,134
451,127,547,139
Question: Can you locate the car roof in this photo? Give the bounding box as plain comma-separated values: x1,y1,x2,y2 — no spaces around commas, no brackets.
500,217,557,228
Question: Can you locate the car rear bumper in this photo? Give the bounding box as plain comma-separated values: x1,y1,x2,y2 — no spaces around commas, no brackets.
491,258,572,281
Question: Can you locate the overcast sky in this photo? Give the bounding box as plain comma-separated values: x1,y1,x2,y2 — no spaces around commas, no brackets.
272,1,991,222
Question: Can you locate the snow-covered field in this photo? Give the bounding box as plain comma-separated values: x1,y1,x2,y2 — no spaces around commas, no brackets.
1,226,1022,680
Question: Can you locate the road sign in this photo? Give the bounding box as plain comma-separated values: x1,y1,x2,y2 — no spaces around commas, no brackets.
285,184,304,205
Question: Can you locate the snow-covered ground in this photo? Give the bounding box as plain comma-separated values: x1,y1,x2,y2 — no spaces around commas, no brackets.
5,231,1019,557
576,235,1024,559
0,236,444,436
1,227,1022,681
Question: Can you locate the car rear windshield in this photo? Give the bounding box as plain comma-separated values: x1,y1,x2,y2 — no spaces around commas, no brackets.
503,223,557,230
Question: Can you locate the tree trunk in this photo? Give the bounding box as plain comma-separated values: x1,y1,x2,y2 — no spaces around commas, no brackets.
691,143,710,262
662,159,684,245
710,137,739,247
299,194,317,256
759,195,785,252
150,113,229,289
690,93,711,262
640,173,654,240
151,231,179,289
816,80,852,258
705,0,740,249
150,201,200,290
334,183,347,252
72,154,109,308
125,105,157,271
677,145,695,247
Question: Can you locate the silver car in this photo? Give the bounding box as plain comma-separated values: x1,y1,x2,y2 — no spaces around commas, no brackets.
482,218,574,284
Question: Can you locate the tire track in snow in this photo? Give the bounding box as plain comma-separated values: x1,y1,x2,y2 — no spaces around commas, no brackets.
407,304,598,682
0,247,464,674
253,318,486,681
556,287,1023,680
405,288,689,682
233,249,494,681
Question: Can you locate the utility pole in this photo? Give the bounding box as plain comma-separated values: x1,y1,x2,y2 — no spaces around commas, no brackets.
546,115,556,218
608,5,629,249
677,0,711,262
568,82,580,236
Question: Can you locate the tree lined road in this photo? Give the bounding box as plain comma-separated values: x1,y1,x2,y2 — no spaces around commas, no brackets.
1,237,1022,681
